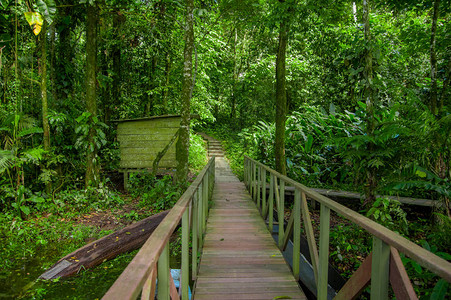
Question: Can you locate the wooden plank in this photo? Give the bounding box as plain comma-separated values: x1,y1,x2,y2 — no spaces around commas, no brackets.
119,140,178,148
390,247,418,300
117,133,176,142
317,203,330,300
301,191,319,284
141,266,157,300
119,146,176,155
117,117,181,129
371,237,390,300
334,253,372,300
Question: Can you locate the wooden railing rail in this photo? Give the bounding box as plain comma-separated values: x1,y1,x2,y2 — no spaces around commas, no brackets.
244,156,451,300
103,157,215,300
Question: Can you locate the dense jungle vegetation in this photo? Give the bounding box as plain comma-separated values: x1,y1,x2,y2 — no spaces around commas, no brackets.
0,0,450,298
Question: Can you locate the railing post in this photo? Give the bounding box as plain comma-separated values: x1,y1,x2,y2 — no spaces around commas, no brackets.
198,182,204,249
181,208,189,299
157,244,170,300
261,168,266,214
278,179,285,249
192,191,198,280
268,174,274,231
252,161,256,200
371,237,390,300
257,166,261,207
244,158,248,188
293,189,301,280
203,175,208,227
318,203,330,300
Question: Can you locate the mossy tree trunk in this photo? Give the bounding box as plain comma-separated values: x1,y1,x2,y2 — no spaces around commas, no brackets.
175,0,194,183
39,20,51,193
430,0,440,115
85,3,99,187
275,17,288,176
363,0,377,206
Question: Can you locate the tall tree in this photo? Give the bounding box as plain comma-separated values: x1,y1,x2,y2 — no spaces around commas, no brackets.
39,20,50,152
85,3,98,187
363,0,377,206
175,0,194,183
430,0,440,115
275,0,289,175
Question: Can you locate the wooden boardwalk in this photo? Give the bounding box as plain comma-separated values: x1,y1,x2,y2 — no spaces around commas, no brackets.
193,153,306,299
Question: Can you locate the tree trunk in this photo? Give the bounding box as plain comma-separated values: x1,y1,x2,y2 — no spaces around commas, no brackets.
108,11,125,123
162,52,171,114
430,0,440,115
175,0,194,183
56,6,73,105
85,3,99,187
275,20,288,176
363,0,376,206
40,21,50,151
39,21,51,194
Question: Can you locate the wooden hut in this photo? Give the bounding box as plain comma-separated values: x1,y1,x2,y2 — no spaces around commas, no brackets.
116,115,181,188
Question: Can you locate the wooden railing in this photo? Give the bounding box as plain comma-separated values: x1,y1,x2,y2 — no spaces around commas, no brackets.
103,157,215,300
244,156,451,300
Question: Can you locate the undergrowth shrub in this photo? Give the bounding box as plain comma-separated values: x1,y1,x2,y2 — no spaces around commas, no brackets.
189,131,208,171
129,173,186,212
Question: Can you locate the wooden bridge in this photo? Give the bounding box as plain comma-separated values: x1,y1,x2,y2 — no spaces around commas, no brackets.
103,138,451,300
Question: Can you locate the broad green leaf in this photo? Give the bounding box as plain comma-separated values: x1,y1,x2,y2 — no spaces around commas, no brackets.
36,0,56,25
20,205,31,216
430,279,448,300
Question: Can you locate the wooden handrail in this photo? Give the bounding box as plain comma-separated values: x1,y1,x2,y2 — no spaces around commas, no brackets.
103,157,215,300
244,156,451,284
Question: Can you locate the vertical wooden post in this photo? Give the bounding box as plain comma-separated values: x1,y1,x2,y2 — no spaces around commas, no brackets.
257,166,261,207
244,158,248,188
158,244,170,300
181,208,189,299
293,189,301,280
371,237,390,300
262,168,267,215
192,191,198,280
123,171,129,191
203,175,208,227
198,182,203,249
301,192,319,285
318,203,330,300
278,179,285,248
252,162,256,200
269,174,274,232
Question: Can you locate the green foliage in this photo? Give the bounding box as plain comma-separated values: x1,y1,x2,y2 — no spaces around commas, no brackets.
366,197,408,234
75,112,108,154
129,173,186,212
401,240,451,298
189,131,207,171
329,222,372,279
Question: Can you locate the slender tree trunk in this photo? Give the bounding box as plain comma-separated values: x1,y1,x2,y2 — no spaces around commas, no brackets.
109,11,124,123
275,20,288,175
56,6,73,105
85,4,99,187
162,52,171,113
40,21,51,194
430,0,440,115
175,0,194,183
363,0,376,206
230,28,238,120
49,23,56,104
40,21,50,151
